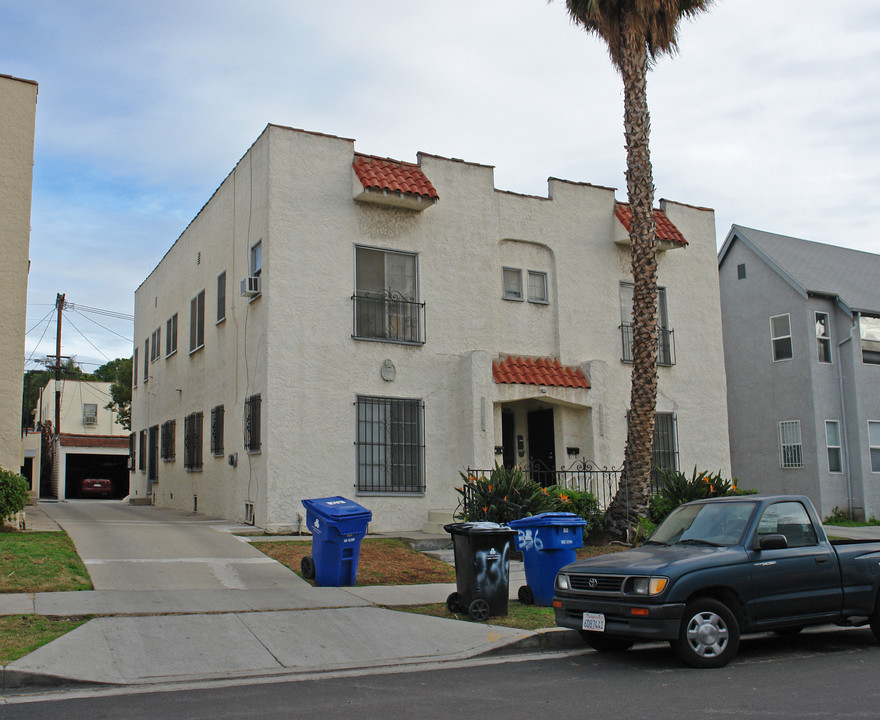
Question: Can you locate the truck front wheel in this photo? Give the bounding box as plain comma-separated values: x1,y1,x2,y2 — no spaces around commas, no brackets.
673,598,740,668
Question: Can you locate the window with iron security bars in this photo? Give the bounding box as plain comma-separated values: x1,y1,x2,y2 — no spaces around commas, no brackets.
356,396,425,493
161,419,176,461
778,420,804,469
184,411,203,471
211,405,225,456
245,394,261,453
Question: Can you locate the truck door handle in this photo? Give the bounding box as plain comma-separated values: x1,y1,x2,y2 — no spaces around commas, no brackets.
815,556,829,565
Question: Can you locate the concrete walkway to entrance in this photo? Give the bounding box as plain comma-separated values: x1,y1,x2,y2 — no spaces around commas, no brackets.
1,502,569,691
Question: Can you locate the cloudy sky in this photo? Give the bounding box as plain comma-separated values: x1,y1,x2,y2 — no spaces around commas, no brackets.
4,0,879,370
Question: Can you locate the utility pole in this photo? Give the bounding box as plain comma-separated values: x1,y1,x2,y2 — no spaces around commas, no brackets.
54,292,64,436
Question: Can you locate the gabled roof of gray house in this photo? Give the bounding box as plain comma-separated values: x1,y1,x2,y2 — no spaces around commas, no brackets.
718,225,880,316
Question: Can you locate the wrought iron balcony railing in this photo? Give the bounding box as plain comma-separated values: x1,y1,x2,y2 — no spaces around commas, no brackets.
353,291,426,345
620,323,675,366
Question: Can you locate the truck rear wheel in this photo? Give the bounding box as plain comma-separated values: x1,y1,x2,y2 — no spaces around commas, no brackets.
672,597,740,668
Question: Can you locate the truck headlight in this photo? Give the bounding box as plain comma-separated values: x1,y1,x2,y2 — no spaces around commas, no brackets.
556,573,571,591
629,576,668,596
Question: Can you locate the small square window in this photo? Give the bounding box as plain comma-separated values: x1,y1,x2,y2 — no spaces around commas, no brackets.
502,267,522,301
527,271,548,304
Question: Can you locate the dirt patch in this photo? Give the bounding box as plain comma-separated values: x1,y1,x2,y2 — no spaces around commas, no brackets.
256,537,457,586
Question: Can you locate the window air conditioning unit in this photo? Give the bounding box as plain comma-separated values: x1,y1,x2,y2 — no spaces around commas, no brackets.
240,276,261,297
83,415,97,426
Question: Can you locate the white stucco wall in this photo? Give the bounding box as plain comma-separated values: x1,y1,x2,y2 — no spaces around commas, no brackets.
132,125,730,532
0,75,37,473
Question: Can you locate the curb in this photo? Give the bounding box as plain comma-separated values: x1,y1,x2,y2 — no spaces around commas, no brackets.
0,627,586,693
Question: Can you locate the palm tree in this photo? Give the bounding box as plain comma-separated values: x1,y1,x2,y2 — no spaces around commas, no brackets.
559,0,713,538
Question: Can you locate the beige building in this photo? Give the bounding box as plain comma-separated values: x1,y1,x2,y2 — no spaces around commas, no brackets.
131,125,731,533
0,74,37,474
29,379,130,500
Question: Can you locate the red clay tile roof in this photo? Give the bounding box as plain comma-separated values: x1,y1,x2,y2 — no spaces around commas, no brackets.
615,203,687,246
353,154,439,200
492,356,590,389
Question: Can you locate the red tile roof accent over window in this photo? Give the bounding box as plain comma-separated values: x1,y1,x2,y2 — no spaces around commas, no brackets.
353,154,439,200
492,356,590,389
615,203,687,246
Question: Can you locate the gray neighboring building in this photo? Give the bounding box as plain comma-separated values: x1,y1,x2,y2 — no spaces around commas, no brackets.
719,225,880,519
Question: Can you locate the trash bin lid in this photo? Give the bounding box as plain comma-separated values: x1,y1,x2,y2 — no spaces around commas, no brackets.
302,496,373,524
444,521,517,535
507,512,588,529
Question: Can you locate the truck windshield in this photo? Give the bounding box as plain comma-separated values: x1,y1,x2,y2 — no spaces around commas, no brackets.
650,501,757,547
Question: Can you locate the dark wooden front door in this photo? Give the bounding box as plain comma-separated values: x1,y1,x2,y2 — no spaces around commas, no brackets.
527,408,555,486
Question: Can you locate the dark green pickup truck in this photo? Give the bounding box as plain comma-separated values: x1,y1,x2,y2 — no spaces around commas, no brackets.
553,494,880,667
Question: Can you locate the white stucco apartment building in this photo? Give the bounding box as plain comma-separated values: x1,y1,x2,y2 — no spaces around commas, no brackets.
0,74,37,474
131,125,730,533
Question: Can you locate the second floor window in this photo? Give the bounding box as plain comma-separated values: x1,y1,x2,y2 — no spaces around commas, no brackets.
166,313,178,357
353,246,423,344
150,327,161,362
620,282,674,366
82,403,97,426
770,314,793,362
217,272,226,323
861,316,880,365
190,290,205,353
816,312,831,363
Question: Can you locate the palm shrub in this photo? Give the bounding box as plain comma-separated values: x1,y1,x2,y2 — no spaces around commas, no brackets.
0,467,30,524
456,464,555,522
648,467,743,524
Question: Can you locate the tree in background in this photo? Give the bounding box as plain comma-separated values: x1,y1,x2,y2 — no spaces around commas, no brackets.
103,357,133,431
559,0,713,538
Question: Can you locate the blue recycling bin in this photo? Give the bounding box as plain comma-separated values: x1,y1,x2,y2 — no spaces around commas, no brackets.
507,512,588,606
301,496,372,586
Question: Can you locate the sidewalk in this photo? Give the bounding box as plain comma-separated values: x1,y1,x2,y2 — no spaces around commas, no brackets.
1,506,578,692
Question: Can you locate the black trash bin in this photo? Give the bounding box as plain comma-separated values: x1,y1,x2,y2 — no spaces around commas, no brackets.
444,522,517,621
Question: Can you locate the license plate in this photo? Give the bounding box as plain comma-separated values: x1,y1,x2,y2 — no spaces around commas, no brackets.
582,612,606,632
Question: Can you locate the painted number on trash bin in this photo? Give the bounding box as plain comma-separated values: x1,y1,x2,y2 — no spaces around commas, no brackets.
582,612,605,632
516,529,543,552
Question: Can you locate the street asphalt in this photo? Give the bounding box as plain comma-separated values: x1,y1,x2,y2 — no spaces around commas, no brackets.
0,502,580,692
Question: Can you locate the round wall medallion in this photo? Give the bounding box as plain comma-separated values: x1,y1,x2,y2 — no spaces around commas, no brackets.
381,359,396,382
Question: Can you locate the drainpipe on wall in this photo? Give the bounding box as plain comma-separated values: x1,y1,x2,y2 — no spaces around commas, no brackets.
837,316,855,517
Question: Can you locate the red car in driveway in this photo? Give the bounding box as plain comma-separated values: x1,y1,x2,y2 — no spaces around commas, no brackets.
80,478,113,498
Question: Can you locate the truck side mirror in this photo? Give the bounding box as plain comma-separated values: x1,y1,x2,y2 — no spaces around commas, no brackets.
757,534,788,551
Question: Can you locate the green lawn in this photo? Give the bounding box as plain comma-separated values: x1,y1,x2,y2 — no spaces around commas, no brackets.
0,531,93,593
0,615,92,665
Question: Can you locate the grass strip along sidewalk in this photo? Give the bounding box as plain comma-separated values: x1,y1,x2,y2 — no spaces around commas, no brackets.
0,530,94,665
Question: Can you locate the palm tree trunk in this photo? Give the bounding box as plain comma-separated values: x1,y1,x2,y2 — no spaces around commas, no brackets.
605,28,659,539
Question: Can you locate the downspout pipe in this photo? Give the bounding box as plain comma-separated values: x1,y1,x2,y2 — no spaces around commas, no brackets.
837,315,856,517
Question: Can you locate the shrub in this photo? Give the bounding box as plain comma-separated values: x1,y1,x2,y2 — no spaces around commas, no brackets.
544,486,603,536
456,464,555,522
0,468,30,523
648,467,745,524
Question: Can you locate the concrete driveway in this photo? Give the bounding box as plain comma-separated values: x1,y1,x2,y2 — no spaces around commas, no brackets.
39,500,304,591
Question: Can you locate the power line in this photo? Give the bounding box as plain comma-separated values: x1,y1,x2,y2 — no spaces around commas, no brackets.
65,302,134,321
69,307,133,342
64,315,112,363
